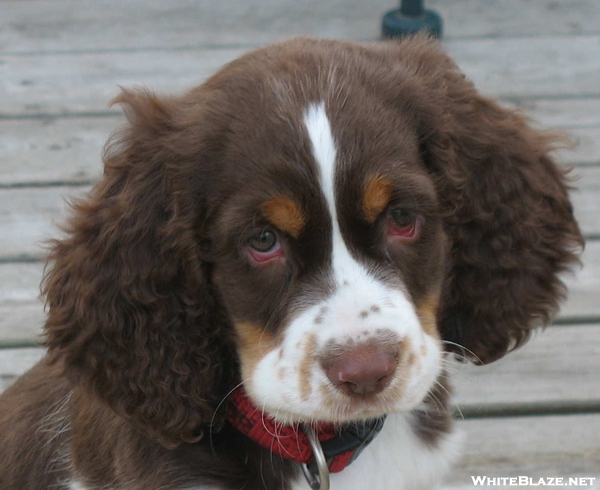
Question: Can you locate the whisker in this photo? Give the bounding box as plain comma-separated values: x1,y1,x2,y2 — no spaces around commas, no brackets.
440,340,483,365
208,377,252,453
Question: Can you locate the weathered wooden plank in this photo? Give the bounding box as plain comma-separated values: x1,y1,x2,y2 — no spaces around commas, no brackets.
0,47,248,116
2,36,600,116
450,414,600,483
2,0,600,54
511,97,600,129
0,261,46,343
571,166,600,237
0,261,43,306
463,417,600,480
0,304,44,345
454,324,600,408
559,127,600,166
0,117,110,185
0,347,45,392
2,116,598,187
0,186,89,260
447,35,600,99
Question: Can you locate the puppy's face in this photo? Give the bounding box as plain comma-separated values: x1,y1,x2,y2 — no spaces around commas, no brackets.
204,67,447,423
43,38,580,445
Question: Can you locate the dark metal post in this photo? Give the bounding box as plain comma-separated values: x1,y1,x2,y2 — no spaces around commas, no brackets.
382,0,443,39
401,0,424,17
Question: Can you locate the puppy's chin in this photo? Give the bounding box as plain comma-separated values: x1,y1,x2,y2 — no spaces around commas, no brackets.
254,383,437,426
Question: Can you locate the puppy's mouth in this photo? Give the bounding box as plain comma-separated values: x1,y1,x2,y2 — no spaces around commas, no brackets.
228,384,396,428
248,373,436,426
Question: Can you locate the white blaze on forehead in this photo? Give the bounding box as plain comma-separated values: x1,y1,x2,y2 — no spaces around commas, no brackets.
304,102,338,225
304,102,367,285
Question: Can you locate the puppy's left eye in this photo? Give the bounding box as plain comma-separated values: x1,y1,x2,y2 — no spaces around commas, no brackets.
248,229,283,263
388,208,421,241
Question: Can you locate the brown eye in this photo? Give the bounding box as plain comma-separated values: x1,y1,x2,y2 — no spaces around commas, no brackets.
249,230,278,252
388,208,420,241
390,208,416,227
248,229,283,264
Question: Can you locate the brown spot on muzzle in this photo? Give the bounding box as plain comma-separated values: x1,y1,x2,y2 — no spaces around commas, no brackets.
261,196,305,238
363,175,394,223
299,333,318,400
380,337,416,402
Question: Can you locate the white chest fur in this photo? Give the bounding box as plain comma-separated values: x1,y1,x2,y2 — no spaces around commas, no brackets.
290,413,462,490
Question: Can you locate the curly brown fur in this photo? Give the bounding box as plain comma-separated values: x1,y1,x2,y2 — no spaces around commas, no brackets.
397,42,584,363
42,89,237,447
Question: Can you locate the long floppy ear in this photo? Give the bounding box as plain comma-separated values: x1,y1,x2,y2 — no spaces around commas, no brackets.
43,88,233,447
396,38,583,364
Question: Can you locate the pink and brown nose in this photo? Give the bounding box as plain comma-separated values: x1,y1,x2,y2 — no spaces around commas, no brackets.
321,345,399,396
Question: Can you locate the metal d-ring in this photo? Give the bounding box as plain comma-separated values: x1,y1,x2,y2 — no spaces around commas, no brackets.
301,425,330,490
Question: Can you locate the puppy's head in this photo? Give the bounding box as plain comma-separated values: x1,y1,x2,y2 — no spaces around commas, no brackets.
44,36,582,445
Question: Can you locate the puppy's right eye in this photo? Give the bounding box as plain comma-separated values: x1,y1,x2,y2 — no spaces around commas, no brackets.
248,230,283,263
387,207,421,243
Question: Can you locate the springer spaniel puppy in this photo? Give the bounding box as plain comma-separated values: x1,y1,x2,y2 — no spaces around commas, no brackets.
0,36,582,490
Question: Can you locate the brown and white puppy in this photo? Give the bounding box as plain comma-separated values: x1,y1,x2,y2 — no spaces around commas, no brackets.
0,36,582,490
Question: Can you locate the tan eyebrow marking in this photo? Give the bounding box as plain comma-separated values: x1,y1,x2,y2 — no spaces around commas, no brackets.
363,175,394,223
416,291,441,338
261,196,305,238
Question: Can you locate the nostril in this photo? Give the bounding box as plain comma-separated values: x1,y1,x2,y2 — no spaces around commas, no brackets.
340,376,391,396
322,345,399,397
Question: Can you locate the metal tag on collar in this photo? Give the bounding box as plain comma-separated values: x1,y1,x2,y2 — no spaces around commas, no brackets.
301,425,330,490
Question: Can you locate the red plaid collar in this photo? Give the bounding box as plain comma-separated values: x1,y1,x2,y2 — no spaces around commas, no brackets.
226,387,385,473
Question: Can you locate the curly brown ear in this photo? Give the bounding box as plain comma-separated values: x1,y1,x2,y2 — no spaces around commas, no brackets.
43,88,232,447
408,40,584,364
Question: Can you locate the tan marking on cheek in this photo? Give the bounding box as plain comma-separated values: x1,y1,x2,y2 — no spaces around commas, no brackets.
398,337,410,367
234,322,278,380
261,196,305,238
407,350,417,368
298,333,318,400
416,291,441,338
319,384,336,410
363,175,394,223
384,338,412,401
395,337,419,371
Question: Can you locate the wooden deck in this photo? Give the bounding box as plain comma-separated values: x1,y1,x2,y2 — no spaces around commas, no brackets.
1,0,599,487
